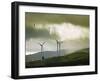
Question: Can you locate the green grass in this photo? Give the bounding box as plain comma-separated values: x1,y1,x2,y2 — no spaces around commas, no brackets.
26,49,89,68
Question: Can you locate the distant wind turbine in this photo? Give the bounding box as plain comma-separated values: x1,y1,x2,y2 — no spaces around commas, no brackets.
56,40,63,56
38,42,46,60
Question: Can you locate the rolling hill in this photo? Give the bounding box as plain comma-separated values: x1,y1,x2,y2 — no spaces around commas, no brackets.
26,48,89,68
26,50,66,62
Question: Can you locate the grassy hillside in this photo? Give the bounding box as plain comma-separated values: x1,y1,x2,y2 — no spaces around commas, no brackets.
26,48,89,68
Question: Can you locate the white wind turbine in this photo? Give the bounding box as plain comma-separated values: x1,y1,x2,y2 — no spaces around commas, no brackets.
38,42,46,60
56,40,63,56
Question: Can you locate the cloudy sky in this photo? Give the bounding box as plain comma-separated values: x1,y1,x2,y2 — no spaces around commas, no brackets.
25,12,89,55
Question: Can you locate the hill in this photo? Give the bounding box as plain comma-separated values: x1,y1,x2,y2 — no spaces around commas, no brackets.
26,50,66,62
26,48,89,68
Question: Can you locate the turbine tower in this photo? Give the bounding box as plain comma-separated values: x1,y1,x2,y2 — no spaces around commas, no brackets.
38,42,46,60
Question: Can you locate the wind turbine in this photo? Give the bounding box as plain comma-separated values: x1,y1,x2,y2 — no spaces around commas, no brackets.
38,42,46,60
56,40,59,56
56,40,63,56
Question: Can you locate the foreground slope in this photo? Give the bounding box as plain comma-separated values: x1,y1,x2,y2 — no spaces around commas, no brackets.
26,48,89,68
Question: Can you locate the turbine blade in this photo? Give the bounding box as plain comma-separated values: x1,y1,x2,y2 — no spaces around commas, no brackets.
42,42,46,45
38,43,42,46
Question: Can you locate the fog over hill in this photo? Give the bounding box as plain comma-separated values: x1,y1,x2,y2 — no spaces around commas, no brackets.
25,12,89,60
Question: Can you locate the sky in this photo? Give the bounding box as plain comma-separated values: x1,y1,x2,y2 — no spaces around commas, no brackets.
25,12,89,55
